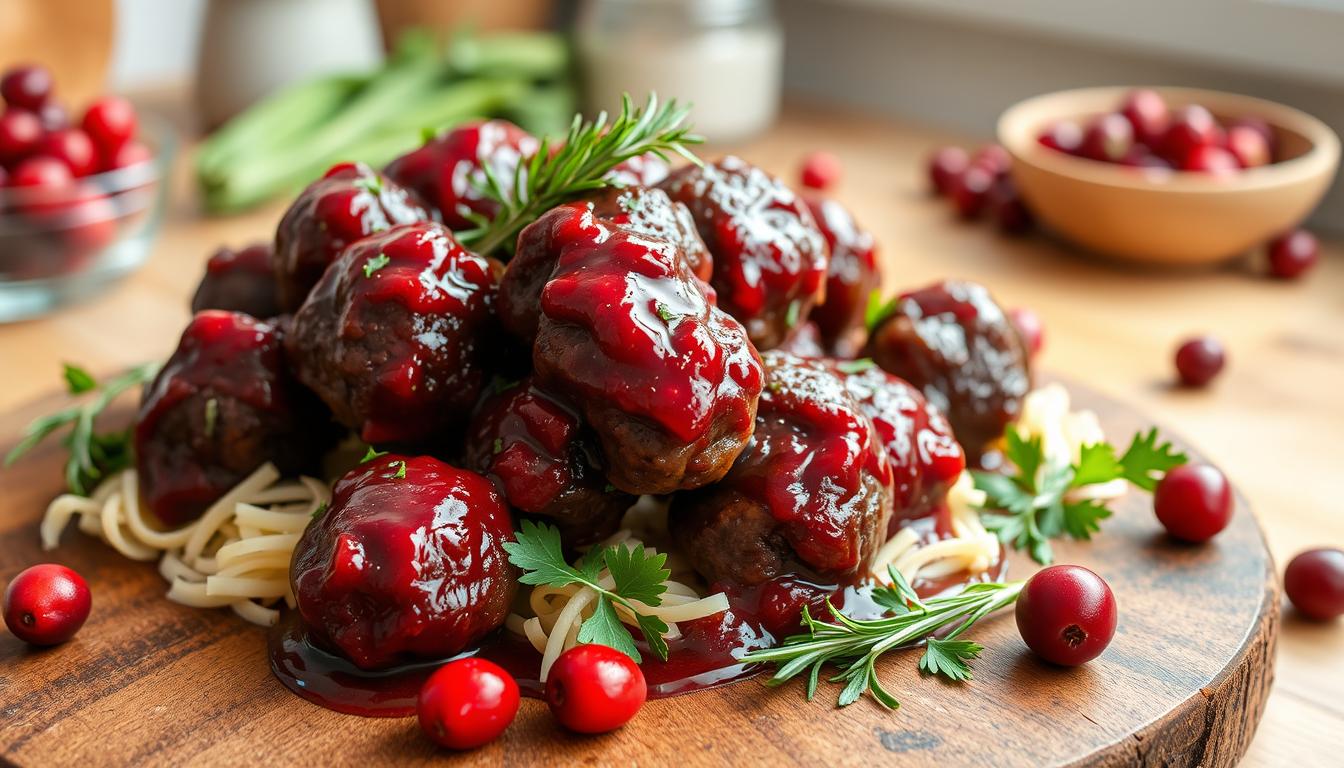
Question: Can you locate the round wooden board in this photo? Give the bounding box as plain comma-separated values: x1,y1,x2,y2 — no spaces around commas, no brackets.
0,380,1276,768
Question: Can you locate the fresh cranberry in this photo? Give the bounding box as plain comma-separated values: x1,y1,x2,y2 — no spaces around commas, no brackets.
0,108,42,163
40,129,98,177
1119,89,1170,146
1267,230,1318,280
1181,145,1239,176
1283,549,1344,621
417,658,519,750
1226,125,1270,168
971,145,1012,178
1163,105,1222,163
950,164,995,218
927,146,969,196
1,66,53,111
545,644,647,734
9,156,73,212
800,150,841,191
1037,121,1083,155
1008,306,1044,357
81,96,138,154
1228,116,1276,158
36,102,68,132
3,563,92,645
1015,564,1117,666
1174,336,1225,387
1154,463,1233,543
104,141,152,172
987,176,1032,234
1080,113,1134,163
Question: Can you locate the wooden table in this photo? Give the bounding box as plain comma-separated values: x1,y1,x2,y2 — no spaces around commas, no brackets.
2,104,1340,766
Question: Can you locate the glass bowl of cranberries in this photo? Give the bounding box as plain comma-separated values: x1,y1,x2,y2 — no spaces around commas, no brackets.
997,85,1338,267
0,65,174,322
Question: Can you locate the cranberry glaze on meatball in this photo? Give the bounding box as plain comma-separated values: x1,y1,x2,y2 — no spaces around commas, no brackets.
384,119,538,230
865,280,1032,459
272,162,429,311
514,201,764,495
291,455,516,670
285,221,503,446
135,311,330,526
804,196,880,357
189,243,281,319
660,156,829,350
671,351,894,588
464,378,633,544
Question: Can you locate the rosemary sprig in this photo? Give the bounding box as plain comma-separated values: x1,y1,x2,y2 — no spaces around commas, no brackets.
4,363,160,495
742,569,1023,709
457,93,702,256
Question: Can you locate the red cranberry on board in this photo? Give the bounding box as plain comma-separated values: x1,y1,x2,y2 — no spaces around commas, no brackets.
1080,113,1134,163
3,563,92,646
1015,564,1117,666
40,129,98,177
81,97,138,155
1163,104,1222,163
927,146,969,196
1154,463,1232,543
987,176,1032,234
1226,125,1271,168
0,108,43,164
800,150,841,191
1182,145,1240,176
1267,230,1319,280
950,164,995,219
971,144,1012,177
1283,549,1344,621
545,644,647,734
1008,306,1044,357
417,658,520,750
1,66,53,111
1174,336,1225,387
1037,121,1083,155
1119,88,1170,146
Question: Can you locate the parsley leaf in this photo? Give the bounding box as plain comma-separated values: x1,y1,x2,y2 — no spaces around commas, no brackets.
363,253,390,278
360,446,387,463
310,501,329,520
1071,442,1123,487
1118,428,1187,491
919,638,983,682
492,437,504,455
655,302,676,324
603,544,669,606
864,290,901,332
504,520,580,588
578,599,643,662
392,460,407,479
834,358,877,375
63,364,96,395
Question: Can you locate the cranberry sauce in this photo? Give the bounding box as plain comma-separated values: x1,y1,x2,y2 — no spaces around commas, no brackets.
804,196,879,357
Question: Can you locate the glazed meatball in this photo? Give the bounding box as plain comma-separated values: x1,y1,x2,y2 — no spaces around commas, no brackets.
660,156,829,350
189,243,280,319
464,378,632,545
519,201,764,495
291,455,516,670
775,321,826,359
134,311,330,526
805,196,880,358
272,162,428,311
285,221,503,445
671,351,894,587
865,280,1032,459
498,188,711,343
384,119,537,230
836,362,966,528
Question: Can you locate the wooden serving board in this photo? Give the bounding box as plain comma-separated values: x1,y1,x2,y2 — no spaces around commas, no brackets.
0,382,1276,768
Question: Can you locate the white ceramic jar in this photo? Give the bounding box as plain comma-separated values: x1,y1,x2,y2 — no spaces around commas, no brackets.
195,0,385,128
576,0,783,143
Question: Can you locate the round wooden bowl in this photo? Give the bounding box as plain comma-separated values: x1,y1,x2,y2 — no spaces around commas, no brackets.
997,86,1340,266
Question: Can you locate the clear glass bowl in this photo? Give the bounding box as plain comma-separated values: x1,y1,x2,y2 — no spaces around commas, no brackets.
0,116,175,322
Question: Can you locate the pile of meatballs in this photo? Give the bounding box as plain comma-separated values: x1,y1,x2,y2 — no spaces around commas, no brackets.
135,119,1033,670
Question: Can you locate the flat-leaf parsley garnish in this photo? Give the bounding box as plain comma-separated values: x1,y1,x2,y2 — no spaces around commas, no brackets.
503,520,672,663
972,426,1187,564
363,252,391,278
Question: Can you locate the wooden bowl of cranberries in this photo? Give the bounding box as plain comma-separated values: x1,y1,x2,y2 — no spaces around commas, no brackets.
997,86,1339,266
0,64,173,322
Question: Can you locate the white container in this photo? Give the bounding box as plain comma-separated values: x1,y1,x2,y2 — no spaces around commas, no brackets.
195,0,385,128
576,0,783,143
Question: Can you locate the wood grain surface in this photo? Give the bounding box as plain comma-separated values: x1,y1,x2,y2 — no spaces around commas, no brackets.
0,101,1340,766
0,381,1277,767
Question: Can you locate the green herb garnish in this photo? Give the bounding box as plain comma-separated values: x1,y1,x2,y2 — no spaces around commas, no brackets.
360,445,388,463
834,358,876,375
973,426,1187,564
458,93,702,256
785,299,802,329
4,363,161,495
62,363,97,395
391,460,407,479
655,302,676,324
492,438,504,455
363,252,391,278
311,501,329,520
864,290,901,332
743,567,1022,709
503,520,672,663
203,397,219,439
